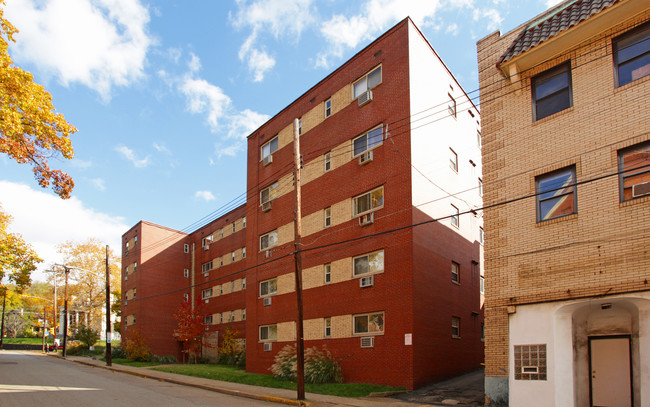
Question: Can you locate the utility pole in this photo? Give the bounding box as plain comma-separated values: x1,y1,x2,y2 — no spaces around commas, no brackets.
42,306,47,353
62,266,70,357
292,118,306,401
0,287,6,350
53,271,57,342
105,245,112,366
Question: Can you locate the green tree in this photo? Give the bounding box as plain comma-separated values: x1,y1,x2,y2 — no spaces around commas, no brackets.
73,324,99,348
0,204,42,290
0,1,77,199
111,290,121,334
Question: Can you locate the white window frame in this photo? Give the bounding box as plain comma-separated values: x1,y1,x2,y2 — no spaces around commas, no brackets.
324,152,331,172
452,316,461,338
451,261,460,284
242,278,246,289
261,136,278,160
353,65,382,99
324,207,331,227
353,250,384,277
298,118,302,135
353,312,384,335
353,125,383,157
242,217,246,228
259,278,277,297
260,182,278,205
324,263,331,284
448,93,457,118
479,227,484,245
260,230,278,251
184,243,189,253
201,288,213,299
232,223,236,233
449,148,458,172
202,261,213,273
325,99,332,118
203,315,213,325
353,186,384,217
325,317,332,338
242,247,246,258
259,324,277,342
231,252,236,262
451,204,459,228
478,178,483,196
183,268,189,278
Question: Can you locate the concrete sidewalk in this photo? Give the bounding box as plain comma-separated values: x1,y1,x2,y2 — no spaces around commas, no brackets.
50,354,428,407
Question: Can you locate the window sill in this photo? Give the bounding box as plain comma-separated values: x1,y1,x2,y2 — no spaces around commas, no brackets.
353,332,384,337
620,194,650,208
452,281,461,286
535,212,577,227
452,335,461,340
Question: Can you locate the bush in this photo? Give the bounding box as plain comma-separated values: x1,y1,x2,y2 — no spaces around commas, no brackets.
123,330,152,362
270,345,342,384
154,354,178,364
73,325,99,348
109,346,126,359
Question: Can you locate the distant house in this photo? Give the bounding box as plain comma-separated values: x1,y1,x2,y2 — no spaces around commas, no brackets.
123,17,484,389
477,0,649,405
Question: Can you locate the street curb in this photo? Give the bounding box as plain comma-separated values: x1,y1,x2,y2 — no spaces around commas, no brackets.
66,357,310,407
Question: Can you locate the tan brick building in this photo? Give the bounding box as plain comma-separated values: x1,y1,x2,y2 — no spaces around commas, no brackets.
477,0,649,405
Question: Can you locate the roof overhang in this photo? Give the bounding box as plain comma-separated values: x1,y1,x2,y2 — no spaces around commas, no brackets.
499,0,650,80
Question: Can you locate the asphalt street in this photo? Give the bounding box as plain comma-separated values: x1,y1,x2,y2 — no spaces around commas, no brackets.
0,350,276,406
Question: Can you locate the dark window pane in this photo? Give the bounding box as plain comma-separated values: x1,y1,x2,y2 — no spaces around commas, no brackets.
354,135,367,156
536,90,571,120
539,194,574,221
534,71,568,100
367,127,383,149
617,34,650,63
367,66,382,89
538,170,574,200
618,53,650,86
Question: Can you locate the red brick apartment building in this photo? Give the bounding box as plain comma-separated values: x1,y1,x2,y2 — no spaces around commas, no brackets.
477,0,650,405
122,17,484,389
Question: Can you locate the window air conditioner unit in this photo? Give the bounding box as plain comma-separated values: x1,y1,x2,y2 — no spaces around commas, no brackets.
203,244,209,251
358,150,373,165
264,249,272,259
261,201,272,212
358,90,373,106
263,297,272,306
264,342,272,352
359,275,374,288
359,212,374,226
204,299,209,303
632,181,650,197
263,155,273,166
203,273,208,278
360,336,374,348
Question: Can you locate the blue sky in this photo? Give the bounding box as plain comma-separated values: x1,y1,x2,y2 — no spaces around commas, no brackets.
0,0,560,281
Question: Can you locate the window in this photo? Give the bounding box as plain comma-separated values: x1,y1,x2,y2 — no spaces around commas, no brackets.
614,23,650,87
242,247,247,259
536,166,577,222
298,118,302,135
242,278,246,289
183,293,189,302
219,258,223,267
203,315,213,325
184,244,189,253
202,236,212,247
242,217,246,228
202,261,212,273
133,262,137,271
218,314,223,324
242,309,246,320
260,182,278,205
353,186,384,216
201,288,212,299
618,141,650,201
324,207,331,227
231,252,236,262
353,312,384,335
183,268,189,278
260,230,278,250
449,148,458,172
514,344,547,380
230,311,235,322
450,204,459,228
451,261,460,284
452,316,460,338
324,152,331,172
532,62,572,121
353,251,384,277
479,227,484,245
353,65,382,99
353,126,383,156
448,93,457,117
260,278,277,297
259,324,277,341
324,263,331,284
478,178,483,196
477,130,482,149
480,275,485,294
232,223,236,233
220,229,224,239
261,136,278,160
324,318,332,338
325,99,332,118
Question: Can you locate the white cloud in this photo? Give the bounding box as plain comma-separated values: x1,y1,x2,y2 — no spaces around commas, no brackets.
545,0,564,7
153,142,171,155
4,0,153,102
187,52,202,74
90,178,106,191
180,78,232,132
115,145,151,168
195,190,216,202
231,0,315,81
0,181,128,282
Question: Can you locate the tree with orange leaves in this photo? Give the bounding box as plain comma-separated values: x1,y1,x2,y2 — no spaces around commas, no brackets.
173,299,209,363
0,1,77,199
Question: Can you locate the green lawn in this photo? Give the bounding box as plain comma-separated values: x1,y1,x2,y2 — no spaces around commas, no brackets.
2,338,54,344
152,364,403,397
108,358,160,367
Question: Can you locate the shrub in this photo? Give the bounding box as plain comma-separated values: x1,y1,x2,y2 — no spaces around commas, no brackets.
153,354,178,364
123,330,152,362
270,345,342,384
217,327,245,367
110,346,126,359
73,324,99,348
